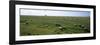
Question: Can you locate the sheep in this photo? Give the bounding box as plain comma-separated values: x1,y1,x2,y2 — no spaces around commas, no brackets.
55,23,66,31
58,26,66,31
79,25,85,28
74,24,85,28
78,24,90,32
74,24,90,32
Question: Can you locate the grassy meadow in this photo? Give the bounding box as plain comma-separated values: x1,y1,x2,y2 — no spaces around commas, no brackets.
20,15,90,36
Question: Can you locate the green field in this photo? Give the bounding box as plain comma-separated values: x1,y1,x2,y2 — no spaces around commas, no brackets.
20,15,90,36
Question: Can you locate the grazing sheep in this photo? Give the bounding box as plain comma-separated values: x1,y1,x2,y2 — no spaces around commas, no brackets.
58,27,63,29
58,26,66,31
79,25,90,32
79,24,87,29
76,24,85,28
80,25,85,28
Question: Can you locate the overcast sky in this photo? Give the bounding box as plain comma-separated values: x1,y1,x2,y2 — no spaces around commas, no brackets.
20,9,90,17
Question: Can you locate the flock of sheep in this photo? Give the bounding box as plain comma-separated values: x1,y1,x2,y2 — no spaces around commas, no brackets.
21,18,90,35
55,23,89,32
24,20,89,32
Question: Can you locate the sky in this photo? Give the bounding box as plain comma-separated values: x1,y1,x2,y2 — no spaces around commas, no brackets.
20,9,90,17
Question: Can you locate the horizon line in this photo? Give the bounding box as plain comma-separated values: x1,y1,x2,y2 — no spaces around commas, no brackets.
20,15,90,17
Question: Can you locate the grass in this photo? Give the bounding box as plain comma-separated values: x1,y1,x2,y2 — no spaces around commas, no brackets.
20,15,90,36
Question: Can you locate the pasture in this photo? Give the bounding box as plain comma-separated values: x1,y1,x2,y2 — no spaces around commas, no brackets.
20,15,90,36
